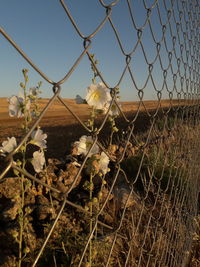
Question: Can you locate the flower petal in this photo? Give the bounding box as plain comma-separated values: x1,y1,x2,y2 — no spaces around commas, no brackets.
74,135,99,157
85,83,112,110
31,129,47,149
32,151,45,173
99,152,110,174
0,137,17,154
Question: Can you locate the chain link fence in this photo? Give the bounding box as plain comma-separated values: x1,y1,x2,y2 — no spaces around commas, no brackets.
0,0,200,266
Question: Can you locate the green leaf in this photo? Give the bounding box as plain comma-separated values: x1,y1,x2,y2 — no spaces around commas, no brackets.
13,169,19,176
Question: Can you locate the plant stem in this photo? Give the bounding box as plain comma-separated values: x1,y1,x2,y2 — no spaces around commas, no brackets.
89,173,93,266
18,173,25,267
18,72,29,266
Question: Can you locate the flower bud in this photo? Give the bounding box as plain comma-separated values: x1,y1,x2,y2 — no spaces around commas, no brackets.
92,197,98,203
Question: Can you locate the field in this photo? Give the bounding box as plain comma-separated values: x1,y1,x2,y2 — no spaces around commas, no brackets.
0,97,178,158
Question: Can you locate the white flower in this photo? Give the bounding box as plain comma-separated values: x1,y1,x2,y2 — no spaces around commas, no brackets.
85,82,112,110
32,151,45,173
74,135,99,157
0,137,17,154
8,93,31,118
103,101,120,117
75,95,86,104
31,129,47,149
99,152,110,174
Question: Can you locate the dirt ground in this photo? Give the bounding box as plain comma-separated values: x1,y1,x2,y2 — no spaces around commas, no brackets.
0,97,199,266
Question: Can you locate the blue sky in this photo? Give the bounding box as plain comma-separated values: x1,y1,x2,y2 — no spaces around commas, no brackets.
0,0,186,101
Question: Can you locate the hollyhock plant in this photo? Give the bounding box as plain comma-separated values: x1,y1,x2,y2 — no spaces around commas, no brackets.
32,150,45,173
3,69,47,266
0,137,17,155
31,128,47,149
28,85,42,101
103,101,121,117
85,82,112,110
99,152,110,174
74,135,99,157
8,92,30,118
29,87,39,97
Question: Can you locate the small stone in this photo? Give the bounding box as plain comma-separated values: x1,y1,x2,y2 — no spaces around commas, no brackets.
113,185,138,209
36,205,54,221
36,195,49,205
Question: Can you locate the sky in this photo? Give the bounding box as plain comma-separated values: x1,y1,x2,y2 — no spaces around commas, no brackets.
0,0,188,101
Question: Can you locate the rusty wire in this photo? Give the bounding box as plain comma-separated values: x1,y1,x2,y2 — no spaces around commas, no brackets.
0,0,200,266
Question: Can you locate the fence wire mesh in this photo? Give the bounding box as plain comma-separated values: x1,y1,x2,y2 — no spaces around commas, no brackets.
0,0,200,266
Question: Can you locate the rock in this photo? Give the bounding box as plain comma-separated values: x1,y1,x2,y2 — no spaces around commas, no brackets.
35,195,54,220
0,178,21,222
0,255,17,267
56,181,68,193
0,178,21,199
0,198,21,221
36,195,49,205
113,185,138,209
0,224,18,253
46,158,62,181
58,163,82,192
35,205,54,221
